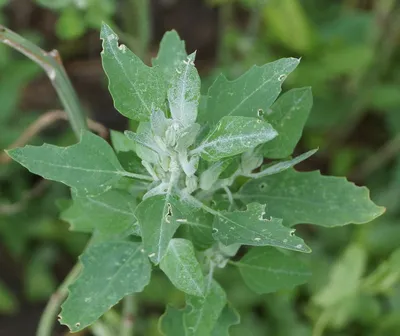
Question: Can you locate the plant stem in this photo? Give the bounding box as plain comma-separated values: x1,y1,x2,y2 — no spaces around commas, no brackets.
120,295,136,336
121,171,154,182
0,25,87,138
36,263,82,336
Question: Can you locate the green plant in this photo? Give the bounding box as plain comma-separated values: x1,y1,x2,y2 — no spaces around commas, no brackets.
3,23,385,335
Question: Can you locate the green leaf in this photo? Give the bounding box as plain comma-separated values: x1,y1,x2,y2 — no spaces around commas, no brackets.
160,238,205,296
110,130,136,152
199,58,300,125
134,195,184,264
183,209,214,250
192,116,277,161
56,6,86,40
60,241,151,332
235,247,311,294
152,30,188,85
237,169,385,227
211,303,240,336
101,23,166,121
213,203,311,253
60,189,139,235
0,280,18,314
313,244,366,307
263,87,313,159
168,52,201,126
7,131,125,196
159,305,187,336
184,280,227,336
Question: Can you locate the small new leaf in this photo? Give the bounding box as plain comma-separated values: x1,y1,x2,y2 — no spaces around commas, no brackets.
168,52,201,126
238,169,385,227
236,247,311,294
160,238,205,296
60,241,151,332
192,116,277,161
199,58,300,124
213,203,311,253
101,23,166,121
263,87,313,159
7,131,125,196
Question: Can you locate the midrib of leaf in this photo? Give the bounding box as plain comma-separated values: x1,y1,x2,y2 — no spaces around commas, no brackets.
235,193,329,207
233,261,310,276
169,243,204,296
86,197,134,216
104,38,151,115
176,59,191,119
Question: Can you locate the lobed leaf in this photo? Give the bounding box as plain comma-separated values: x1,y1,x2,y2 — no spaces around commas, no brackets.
192,116,277,161
60,189,139,235
211,303,240,336
263,87,313,159
236,247,311,294
237,169,385,227
159,305,187,336
184,280,227,336
7,131,125,196
160,238,205,297
213,203,311,253
101,23,166,121
135,195,184,264
60,241,151,332
199,58,300,125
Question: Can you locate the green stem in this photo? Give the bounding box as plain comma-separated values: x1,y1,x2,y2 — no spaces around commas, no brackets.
120,295,136,336
0,25,87,138
121,171,154,182
36,263,82,336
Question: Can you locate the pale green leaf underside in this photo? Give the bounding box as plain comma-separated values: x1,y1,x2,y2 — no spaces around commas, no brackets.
236,247,311,294
60,241,151,332
160,238,205,297
263,87,313,159
184,280,227,336
101,23,166,121
7,131,124,196
211,303,240,336
60,189,139,235
200,58,300,124
213,203,311,253
193,116,277,161
238,169,385,227
152,30,188,84
135,195,184,264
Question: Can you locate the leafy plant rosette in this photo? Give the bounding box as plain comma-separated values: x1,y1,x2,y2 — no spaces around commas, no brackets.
6,24,385,334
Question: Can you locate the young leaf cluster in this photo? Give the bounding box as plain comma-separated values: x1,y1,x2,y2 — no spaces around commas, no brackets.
6,23,385,334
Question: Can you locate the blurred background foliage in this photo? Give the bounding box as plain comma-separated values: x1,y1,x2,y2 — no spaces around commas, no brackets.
0,0,399,335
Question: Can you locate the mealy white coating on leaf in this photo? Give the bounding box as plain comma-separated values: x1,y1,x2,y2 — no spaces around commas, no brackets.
168,52,201,127
192,116,277,161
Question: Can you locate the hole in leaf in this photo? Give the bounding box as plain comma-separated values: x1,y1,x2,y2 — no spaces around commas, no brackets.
75,322,81,327
278,74,287,81
259,183,267,190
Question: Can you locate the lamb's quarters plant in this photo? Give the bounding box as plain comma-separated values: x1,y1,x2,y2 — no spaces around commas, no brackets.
6,23,385,335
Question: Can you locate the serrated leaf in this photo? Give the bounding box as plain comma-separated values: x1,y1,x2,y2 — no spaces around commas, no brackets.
236,247,311,294
211,303,240,336
7,131,125,196
160,238,205,296
168,52,201,126
60,241,151,332
263,87,313,159
101,23,166,121
213,203,310,253
135,195,184,264
199,58,300,125
192,116,277,161
237,169,385,227
159,305,187,336
60,189,139,235
184,280,227,336
152,30,188,84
